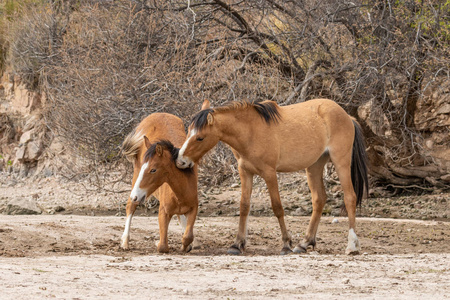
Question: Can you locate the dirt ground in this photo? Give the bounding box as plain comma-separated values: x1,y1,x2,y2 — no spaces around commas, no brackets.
0,173,449,299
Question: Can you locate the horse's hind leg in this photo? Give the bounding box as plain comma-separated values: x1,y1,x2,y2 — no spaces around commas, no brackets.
331,151,361,255
121,197,139,250
228,166,253,255
293,153,329,253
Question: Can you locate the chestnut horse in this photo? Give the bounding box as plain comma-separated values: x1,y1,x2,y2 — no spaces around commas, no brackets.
121,113,198,253
176,99,368,255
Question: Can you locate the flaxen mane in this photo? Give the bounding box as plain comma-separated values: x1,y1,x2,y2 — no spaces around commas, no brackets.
121,128,144,163
191,100,281,130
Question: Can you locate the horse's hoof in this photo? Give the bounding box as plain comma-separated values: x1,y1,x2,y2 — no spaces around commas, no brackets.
293,246,307,254
227,245,242,255
120,239,129,250
184,244,193,253
280,247,293,255
157,243,170,254
345,248,360,255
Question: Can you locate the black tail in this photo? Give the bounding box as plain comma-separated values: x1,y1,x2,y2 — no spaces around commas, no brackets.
351,120,369,207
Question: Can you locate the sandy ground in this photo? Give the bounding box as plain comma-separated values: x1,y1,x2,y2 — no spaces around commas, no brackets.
0,215,449,299
1,172,449,298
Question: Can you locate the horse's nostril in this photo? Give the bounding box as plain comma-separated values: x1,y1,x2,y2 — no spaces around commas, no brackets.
132,196,138,202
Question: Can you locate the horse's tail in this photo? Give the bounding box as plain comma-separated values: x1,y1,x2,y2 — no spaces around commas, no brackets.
351,120,369,207
121,128,144,163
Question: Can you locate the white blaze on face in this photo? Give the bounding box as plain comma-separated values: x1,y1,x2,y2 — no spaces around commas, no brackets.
130,162,148,202
177,128,196,168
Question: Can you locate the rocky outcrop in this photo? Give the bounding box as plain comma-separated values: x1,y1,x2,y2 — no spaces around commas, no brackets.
2,72,44,115
4,198,42,215
14,115,46,164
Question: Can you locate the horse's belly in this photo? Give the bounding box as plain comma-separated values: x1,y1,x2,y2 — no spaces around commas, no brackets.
276,157,318,172
276,144,326,172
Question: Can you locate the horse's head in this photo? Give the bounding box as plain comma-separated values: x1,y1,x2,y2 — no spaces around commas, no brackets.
130,138,179,203
176,99,220,169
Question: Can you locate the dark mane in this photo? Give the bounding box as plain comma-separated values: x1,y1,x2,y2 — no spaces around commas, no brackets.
144,140,193,173
251,101,282,124
190,101,281,131
191,108,214,131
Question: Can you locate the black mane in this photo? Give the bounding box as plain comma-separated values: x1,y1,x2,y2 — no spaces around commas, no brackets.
143,140,193,173
252,101,282,124
190,101,281,131
191,108,214,131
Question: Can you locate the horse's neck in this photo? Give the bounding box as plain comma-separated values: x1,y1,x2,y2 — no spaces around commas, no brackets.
217,111,253,153
167,169,197,201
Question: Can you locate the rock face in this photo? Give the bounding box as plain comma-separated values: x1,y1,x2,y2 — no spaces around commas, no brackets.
3,73,44,115
4,198,42,215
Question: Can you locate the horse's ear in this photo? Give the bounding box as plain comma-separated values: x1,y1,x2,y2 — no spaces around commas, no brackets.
143,136,151,149
207,112,214,125
201,99,210,110
155,144,163,156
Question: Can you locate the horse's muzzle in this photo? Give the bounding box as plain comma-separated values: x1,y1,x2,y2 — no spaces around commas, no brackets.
131,195,144,204
176,158,194,169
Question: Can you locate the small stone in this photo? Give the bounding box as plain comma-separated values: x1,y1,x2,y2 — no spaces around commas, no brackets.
342,278,350,284
331,218,339,224
441,174,450,182
19,130,33,144
230,183,239,188
15,147,26,160
436,103,450,114
54,206,65,212
25,140,43,160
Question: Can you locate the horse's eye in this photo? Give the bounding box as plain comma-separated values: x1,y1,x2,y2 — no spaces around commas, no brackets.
196,137,204,141
150,169,156,173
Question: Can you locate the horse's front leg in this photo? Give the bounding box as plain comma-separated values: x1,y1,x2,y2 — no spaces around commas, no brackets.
228,166,253,255
180,207,197,253
263,171,293,255
121,197,139,250
157,208,172,253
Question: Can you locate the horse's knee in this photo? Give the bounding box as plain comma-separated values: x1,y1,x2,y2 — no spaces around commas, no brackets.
271,202,285,218
240,201,251,215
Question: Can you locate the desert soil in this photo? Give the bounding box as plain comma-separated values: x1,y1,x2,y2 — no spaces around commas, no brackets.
0,172,449,299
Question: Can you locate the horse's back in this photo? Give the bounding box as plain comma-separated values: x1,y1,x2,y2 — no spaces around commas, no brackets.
274,99,354,171
136,113,186,148
280,99,353,137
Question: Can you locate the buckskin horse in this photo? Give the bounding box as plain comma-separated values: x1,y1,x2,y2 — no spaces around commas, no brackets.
121,113,198,253
176,99,368,255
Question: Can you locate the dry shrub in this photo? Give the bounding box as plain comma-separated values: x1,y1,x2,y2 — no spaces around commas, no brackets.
3,0,449,192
